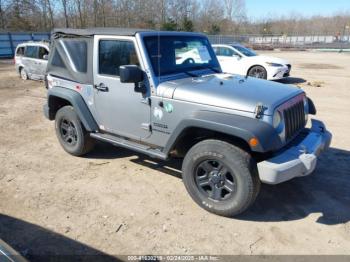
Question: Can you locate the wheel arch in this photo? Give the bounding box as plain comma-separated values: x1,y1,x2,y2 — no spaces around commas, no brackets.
46,87,99,132
163,111,283,156
168,126,251,158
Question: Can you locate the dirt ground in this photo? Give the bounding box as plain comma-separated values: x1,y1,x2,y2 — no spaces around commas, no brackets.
0,51,349,259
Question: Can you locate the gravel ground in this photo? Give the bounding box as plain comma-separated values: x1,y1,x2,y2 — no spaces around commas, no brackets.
0,51,349,259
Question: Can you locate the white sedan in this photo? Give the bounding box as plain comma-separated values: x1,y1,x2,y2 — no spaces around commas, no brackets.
212,44,291,80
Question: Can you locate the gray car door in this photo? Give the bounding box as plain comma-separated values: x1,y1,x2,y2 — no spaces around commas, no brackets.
93,36,151,141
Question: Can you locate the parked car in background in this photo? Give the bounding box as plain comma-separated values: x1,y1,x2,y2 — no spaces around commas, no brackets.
212,44,291,80
15,41,50,81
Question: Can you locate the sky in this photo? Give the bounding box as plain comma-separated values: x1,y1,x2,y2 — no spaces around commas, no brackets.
245,0,350,20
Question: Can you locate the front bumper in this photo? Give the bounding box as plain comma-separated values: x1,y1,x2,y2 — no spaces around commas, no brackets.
257,119,332,184
268,65,291,80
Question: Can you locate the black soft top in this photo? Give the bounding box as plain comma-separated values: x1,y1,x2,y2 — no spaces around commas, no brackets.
48,28,207,85
52,27,153,38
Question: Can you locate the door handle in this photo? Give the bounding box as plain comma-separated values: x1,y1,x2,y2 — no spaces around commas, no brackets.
94,83,109,92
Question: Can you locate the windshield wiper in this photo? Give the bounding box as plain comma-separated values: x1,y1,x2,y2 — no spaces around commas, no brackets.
194,66,221,74
158,70,198,77
183,71,199,77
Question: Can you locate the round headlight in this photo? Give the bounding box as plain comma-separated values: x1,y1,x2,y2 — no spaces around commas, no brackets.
273,110,283,132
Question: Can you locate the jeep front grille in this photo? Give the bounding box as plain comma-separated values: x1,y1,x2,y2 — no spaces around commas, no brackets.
283,99,305,141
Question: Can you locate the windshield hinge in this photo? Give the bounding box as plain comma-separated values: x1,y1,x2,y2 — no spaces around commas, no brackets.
254,103,267,119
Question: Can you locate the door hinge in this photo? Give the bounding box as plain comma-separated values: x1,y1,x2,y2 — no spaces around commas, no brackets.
141,97,151,106
141,123,152,131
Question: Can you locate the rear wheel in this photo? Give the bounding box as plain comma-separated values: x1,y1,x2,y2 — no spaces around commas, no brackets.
20,68,28,80
55,106,95,156
248,65,267,79
182,139,260,217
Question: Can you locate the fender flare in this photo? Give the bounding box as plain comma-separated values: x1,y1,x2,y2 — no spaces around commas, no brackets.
46,86,99,132
307,97,317,115
163,111,282,154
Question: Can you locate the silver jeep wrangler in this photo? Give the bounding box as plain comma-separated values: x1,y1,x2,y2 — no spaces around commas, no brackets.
44,28,332,217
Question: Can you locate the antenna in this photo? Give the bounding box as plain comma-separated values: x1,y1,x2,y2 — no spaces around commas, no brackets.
157,22,164,106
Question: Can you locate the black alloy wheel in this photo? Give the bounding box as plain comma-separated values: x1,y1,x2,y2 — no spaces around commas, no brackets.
59,118,78,147
195,159,237,202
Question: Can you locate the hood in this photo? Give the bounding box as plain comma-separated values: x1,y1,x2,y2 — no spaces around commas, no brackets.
157,74,302,115
251,55,289,65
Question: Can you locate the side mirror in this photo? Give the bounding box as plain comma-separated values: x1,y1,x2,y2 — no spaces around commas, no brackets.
233,54,241,60
119,65,146,93
43,54,49,60
119,65,144,83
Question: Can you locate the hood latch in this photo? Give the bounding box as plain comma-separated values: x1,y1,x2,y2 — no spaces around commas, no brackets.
255,103,267,119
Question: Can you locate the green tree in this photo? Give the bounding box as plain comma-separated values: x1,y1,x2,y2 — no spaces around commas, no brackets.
182,17,194,32
161,19,177,31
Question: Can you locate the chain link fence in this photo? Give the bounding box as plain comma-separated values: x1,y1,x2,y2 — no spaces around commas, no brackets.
0,32,50,58
1,32,350,58
208,34,350,50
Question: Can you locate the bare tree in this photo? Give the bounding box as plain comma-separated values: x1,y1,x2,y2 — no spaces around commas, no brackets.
76,0,84,28
0,0,349,36
224,0,246,21
46,0,55,28
0,0,4,29
196,0,224,33
38,0,47,30
93,0,98,26
61,0,69,27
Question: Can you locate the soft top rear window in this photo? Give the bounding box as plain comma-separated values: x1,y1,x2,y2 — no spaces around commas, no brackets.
51,49,65,68
61,39,87,73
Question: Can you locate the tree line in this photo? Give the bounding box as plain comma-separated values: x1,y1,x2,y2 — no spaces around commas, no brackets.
0,0,349,36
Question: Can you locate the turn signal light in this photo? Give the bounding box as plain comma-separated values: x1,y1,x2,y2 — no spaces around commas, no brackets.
249,137,259,147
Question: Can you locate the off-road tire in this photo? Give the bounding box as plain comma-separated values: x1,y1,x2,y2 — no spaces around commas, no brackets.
182,139,260,217
55,106,95,156
248,65,267,79
20,68,28,80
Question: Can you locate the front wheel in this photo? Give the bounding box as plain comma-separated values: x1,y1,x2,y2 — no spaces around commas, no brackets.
55,106,95,156
182,139,260,217
248,65,267,79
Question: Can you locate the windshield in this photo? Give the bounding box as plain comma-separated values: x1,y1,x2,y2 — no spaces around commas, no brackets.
233,45,257,57
143,35,221,77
